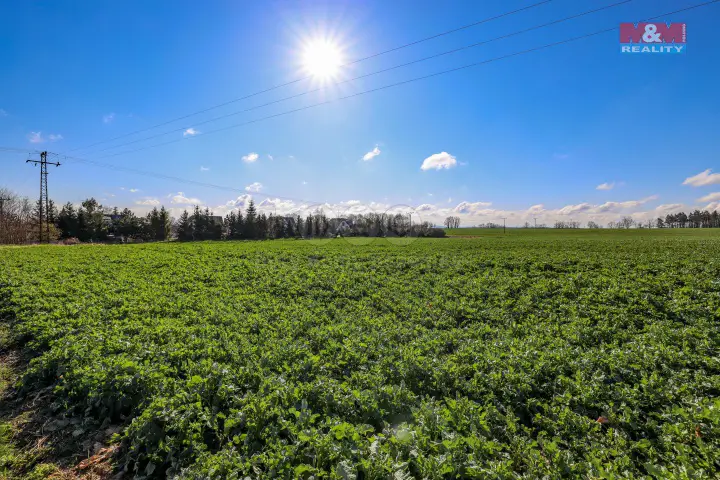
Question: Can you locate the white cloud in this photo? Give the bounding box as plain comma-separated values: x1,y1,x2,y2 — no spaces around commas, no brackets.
242,152,259,163
558,202,594,215
683,169,720,187
655,203,685,212
135,197,161,206
302,181,308,185
268,155,274,161
245,182,263,193
592,195,658,213
129,188,139,193
103,113,115,124
200,166,210,171
421,152,457,171
596,182,615,191
557,196,658,216
162,193,682,230
169,192,201,205
698,192,720,203
704,202,720,212
454,201,493,214
258,198,297,213
528,204,545,214
27,132,44,144
213,194,253,215
362,146,381,161
183,128,199,137
48,134,63,141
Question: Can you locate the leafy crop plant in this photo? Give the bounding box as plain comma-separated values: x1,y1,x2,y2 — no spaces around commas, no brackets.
1,232,719,478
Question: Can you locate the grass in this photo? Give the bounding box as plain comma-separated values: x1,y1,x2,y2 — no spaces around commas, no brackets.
1,232,719,477
444,227,720,237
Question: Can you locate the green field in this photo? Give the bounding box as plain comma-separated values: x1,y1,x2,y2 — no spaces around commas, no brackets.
444,227,720,238
1,231,719,478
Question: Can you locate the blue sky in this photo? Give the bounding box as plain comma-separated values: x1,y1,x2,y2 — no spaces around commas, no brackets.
1,0,719,225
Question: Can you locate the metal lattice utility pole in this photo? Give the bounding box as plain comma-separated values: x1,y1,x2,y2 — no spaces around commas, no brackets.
26,151,60,243
501,217,507,234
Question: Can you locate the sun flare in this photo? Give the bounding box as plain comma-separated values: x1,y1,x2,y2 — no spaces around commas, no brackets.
302,39,343,78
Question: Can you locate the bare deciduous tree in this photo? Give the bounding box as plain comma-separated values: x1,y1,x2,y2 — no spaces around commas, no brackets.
0,187,35,244
618,216,635,229
444,216,460,228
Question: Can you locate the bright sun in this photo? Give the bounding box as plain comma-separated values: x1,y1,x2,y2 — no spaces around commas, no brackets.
302,39,343,78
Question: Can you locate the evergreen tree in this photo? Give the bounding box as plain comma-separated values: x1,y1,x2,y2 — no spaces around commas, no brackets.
191,205,205,240
234,212,244,239
257,213,268,239
147,207,161,240
79,198,107,241
305,215,313,238
224,211,236,239
281,215,291,238
56,202,78,239
244,200,257,239
118,208,142,239
176,210,193,241
294,215,303,238
76,207,90,242
206,207,222,240
158,206,171,240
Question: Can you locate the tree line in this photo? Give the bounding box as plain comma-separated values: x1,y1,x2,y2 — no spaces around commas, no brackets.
453,211,720,230
0,187,445,244
175,200,445,241
2,186,719,245
0,188,172,244
654,210,720,228
603,211,720,229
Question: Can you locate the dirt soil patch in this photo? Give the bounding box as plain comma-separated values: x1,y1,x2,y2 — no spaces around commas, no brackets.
0,326,122,479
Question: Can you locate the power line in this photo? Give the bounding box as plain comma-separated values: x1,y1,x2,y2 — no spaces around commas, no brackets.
0,146,40,154
49,0,719,208
80,0,633,157
58,155,315,205
72,0,716,162
61,0,554,155
82,32,618,160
